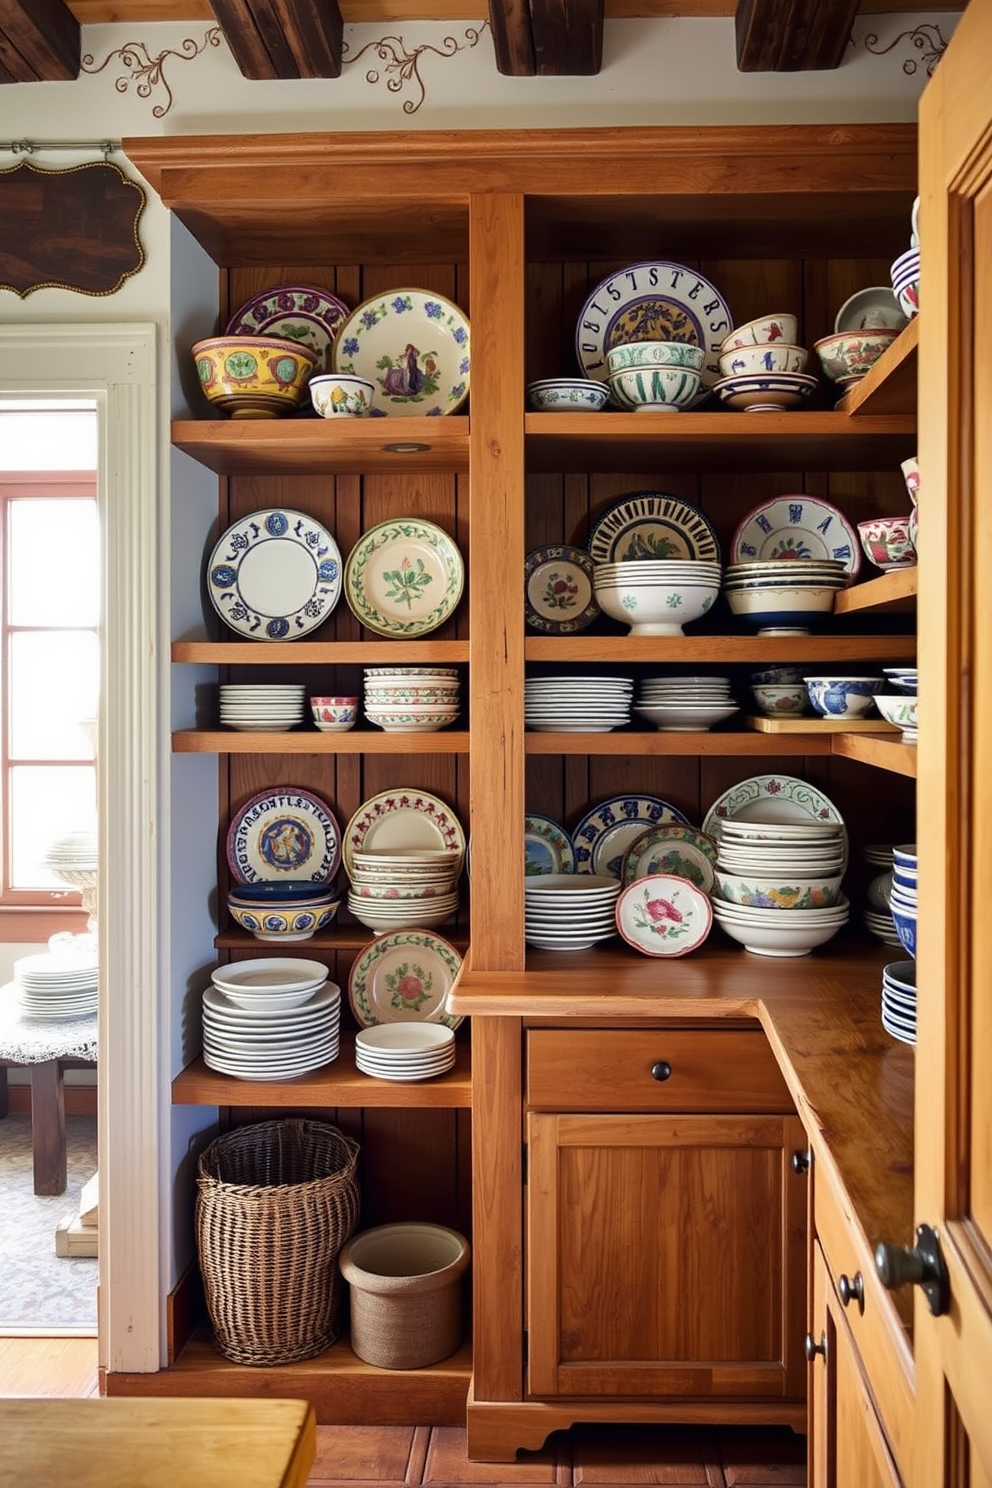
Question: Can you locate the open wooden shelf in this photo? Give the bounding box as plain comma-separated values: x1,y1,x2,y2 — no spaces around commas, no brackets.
834,566,917,615
524,635,916,663
172,417,470,476
214,925,471,951
831,732,918,777
837,317,918,418
525,729,834,755
172,640,470,664
173,729,470,753
745,715,899,734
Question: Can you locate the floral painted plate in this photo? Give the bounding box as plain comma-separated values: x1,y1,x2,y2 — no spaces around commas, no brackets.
702,773,848,869
331,287,470,416
571,794,690,878
587,490,721,564
731,495,861,581
225,284,351,375
207,508,343,641
344,518,464,638
524,545,600,634
525,814,575,876
348,929,464,1029
227,786,341,885
616,874,713,957
575,260,733,396
620,824,718,894
342,789,466,877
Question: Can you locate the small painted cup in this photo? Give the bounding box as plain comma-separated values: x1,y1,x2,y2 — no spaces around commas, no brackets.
310,695,358,732
309,374,375,418
857,516,917,572
900,456,920,506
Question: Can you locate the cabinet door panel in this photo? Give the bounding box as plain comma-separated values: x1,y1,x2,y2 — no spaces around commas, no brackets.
526,1112,806,1399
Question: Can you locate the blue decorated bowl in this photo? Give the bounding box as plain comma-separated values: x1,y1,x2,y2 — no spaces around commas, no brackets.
889,900,917,959
228,879,337,903
227,899,340,942
803,675,885,719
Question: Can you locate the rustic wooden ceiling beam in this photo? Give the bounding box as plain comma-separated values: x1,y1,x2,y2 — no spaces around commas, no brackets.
207,0,342,79
488,0,536,75
531,0,604,74
0,0,79,82
735,0,861,71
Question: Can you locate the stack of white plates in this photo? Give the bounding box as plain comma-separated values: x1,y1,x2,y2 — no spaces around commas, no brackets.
881,959,916,1046
203,958,339,1079
864,843,900,945
219,684,306,732
13,949,98,1019
635,674,739,732
363,666,461,733
355,1023,456,1081
525,675,634,733
711,819,849,956
524,873,621,951
349,849,461,931
43,829,97,871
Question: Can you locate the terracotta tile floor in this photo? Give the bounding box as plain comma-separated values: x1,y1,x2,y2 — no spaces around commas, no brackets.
306,1424,806,1488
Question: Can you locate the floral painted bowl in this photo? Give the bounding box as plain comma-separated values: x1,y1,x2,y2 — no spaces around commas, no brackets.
858,516,917,571
803,675,885,719
310,373,375,417
719,314,799,351
226,897,341,941
749,684,810,716
874,694,918,733
310,696,358,732
713,870,844,909
813,330,899,383
526,378,609,412
606,340,705,374
192,335,318,419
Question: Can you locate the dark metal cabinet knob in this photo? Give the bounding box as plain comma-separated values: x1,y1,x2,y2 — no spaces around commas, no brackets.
804,1331,826,1362
791,1150,811,1175
838,1271,864,1312
650,1061,672,1082
875,1224,950,1317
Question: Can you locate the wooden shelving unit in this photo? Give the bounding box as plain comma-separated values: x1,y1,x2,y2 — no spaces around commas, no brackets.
173,729,470,754
525,729,835,755
172,640,470,664
171,417,470,476
831,731,918,778
834,565,917,615
524,635,916,663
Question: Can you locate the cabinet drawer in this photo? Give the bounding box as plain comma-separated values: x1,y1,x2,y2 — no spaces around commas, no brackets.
814,1161,915,1482
526,1027,793,1112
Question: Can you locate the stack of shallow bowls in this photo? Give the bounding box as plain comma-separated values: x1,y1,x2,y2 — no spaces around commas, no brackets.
634,674,739,732
712,313,818,411
355,1023,456,1082
605,340,704,412
864,844,901,946
202,959,340,1080
724,558,848,634
363,666,460,733
711,818,848,956
882,666,918,694
348,848,461,932
219,683,306,732
593,560,722,637
524,874,621,951
890,247,920,321
881,959,917,1046
227,879,341,942
524,674,633,732
887,845,917,958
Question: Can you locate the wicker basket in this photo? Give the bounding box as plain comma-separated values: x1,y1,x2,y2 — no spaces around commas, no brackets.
196,1118,360,1366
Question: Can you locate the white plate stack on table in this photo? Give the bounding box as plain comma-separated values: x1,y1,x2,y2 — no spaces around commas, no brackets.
219,684,307,732
11,948,99,1019
524,874,621,951
635,674,739,732
202,959,340,1080
524,675,633,732
347,849,461,932
863,844,901,946
881,960,917,1047
363,666,461,734
355,1023,456,1082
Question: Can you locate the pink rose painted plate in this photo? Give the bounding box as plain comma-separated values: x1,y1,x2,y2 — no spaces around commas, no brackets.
348,929,463,1029
615,873,713,957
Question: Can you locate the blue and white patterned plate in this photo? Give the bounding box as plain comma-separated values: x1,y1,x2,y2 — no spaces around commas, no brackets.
731,495,861,581
571,794,691,878
331,287,470,417
207,507,342,641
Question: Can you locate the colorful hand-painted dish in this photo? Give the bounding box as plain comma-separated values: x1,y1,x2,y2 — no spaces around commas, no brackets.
620,824,718,894
701,773,847,868
226,787,341,885
225,284,351,375
731,496,861,580
344,518,464,638
342,789,466,877
587,490,721,564
331,288,470,416
616,873,713,957
348,929,463,1029
524,814,575,876
524,545,600,634
571,794,690,878
206,508,343,641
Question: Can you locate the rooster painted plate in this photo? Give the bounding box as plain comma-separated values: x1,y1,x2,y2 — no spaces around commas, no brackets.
331,288,470,417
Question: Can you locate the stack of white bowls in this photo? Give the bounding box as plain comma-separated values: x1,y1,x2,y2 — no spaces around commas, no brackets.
355,1023,456,1082
863,844,901,946
711,819,849,956
724,558,848,634
525,675,633,732
348,849,461,932
593,560,722,637
363,666,460,733
635,674,739,732
203,959,340,1079
219,683,306,732
524,874,621,951
881,959,916,1046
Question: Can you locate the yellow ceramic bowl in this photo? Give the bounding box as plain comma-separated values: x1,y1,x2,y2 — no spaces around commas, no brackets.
192,335,318,419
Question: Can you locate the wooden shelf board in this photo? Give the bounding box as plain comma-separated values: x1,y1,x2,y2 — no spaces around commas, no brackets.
172,418,470,475
525,729,834,755
214,927,471,952
834,566,917,615
173,729,470,754
172,640,470,664
745,715,900,734
172,1035,472,1108
524,635,916,663
837,317,918,418
831,732,918,777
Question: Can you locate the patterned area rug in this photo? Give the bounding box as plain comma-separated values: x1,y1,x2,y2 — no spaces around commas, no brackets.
0,1114,98,1334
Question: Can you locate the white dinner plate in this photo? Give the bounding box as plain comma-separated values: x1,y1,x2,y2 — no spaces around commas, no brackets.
206,507,343,641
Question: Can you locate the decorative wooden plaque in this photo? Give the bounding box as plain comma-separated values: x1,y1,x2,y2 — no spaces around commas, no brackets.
0,159,146,298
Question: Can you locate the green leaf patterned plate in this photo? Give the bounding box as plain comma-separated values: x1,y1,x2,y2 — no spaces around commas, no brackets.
344,518,465,638
620,825,718,893
331,287,470,417
347,929,464,1029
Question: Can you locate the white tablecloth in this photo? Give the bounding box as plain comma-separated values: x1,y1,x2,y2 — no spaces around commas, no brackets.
0,982,98,1064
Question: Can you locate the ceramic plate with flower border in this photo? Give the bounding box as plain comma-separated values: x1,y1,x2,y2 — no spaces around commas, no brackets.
731,495,861,581
225,284,351,375
207,507,343,641
348,929,464,1029
342,788,466,877
331,288,470,416
702,773,848,869
524,545,600,634
525,813,575,876
571,794,690,878
226,786,341,885
587,490,721,564
616,873,714,957
620,824,718,894
344,518,465,638
575,260,733,397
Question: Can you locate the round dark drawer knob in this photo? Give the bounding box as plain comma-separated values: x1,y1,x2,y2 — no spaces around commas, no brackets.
838,1271,865,1311
791,1150,811,1175
804,1331,826,1362
650,1061,672,1082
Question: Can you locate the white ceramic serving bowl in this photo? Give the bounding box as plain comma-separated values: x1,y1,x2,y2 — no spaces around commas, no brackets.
593,573,720,636
813,330,900,383
725,584,837,632
634,702,740,732
749,684,810,716
874,694,918,732
712,906,847,957
606,340,705,374
713,871,845,908
355,1023,454,1055
858,516,917,571
717,343,808,377
803,676,885,719
349,880,454,902
309,373,375,417
348,898,457,932
526,378,609,412
719,314,799,351
607,366,702,412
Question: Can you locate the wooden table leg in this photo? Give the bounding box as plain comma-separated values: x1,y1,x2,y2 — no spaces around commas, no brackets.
30,1058,67,1195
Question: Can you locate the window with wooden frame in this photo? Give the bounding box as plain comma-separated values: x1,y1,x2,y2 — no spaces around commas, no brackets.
0,404,99,942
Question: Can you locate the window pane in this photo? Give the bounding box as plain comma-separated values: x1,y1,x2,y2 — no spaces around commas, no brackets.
9,499,100,626
10,765,97,889
9,632,99,759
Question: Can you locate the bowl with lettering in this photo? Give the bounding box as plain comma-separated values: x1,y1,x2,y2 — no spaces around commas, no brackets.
717,343,809,377
719,314,799,351
192,335,318,419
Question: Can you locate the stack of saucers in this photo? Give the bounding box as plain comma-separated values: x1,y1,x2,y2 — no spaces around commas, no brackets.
711,818,849,956
355,1023,456,1082
635,674,739,732
203,958,340,1080
348,849,461,932
887,845,917,958
864,844,901,946
219,683,306,732
881,959,917,1046
524,675,633,732
724,559,849,635
363,667,461,733
13,948,99,1019
524,873,621,951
